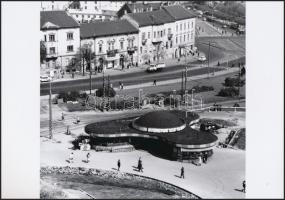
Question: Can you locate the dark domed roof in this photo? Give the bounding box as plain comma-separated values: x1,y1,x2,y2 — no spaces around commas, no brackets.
134,110,185,129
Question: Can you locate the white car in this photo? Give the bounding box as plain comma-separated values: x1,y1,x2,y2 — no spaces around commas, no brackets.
40,75,51,82
146,63,165,72
198,55,207,62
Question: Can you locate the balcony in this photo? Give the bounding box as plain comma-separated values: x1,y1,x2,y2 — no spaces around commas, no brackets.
127,46,138,53
152,37,162,45
167,33,173,40
107,49,118,57
142,39,147,46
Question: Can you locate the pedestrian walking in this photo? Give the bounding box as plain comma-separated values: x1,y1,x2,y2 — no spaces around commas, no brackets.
66,125,70,135
121,83,124,90
61,112,65,120
69,152,74,163
153,80,157,86
117,159,121,171
119,82,122,90
180,166,185,179
76,116,80,124
86,152,90,163
242,180,246,193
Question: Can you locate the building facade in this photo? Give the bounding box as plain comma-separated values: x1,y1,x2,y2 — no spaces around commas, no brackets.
122,5,196,65
41,11,80,69
40,1,71,11
80,19,139,71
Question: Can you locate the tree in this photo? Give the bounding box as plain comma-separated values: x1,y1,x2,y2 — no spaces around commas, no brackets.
73,43,94,75
40,40,47,64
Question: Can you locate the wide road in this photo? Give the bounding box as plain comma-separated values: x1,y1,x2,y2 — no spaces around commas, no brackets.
40,65,223,96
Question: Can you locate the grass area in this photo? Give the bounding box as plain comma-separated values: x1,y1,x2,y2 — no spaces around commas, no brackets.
199,118,237,127
41,172,196,199
232,128,246,150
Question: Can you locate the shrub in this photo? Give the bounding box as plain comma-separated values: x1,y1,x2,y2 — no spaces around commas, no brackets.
191,85,214,93
95,87,116,97
218,87,239,97
58,91,81,102
224,77,245,87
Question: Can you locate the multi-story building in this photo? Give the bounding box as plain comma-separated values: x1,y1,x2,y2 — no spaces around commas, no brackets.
117,2,163,18
122,5,196,64
40,1,71,11
68,1,124,23
80,19,139,70
163,5,196,57
40,10,80,69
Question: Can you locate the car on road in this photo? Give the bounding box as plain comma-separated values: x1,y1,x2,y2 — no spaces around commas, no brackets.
202,17,207,21
40,75,51,82
146,63,166,72
222,25,228,28
198,55,207,62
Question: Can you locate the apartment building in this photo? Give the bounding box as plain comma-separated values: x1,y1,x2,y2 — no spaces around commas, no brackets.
80,19,139,70
40,10,80,69
122,5,196,64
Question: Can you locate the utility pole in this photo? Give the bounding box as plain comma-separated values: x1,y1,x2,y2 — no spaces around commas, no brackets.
207,42,210,79
48,62,53,139
102,70,106,111
107,75,110,108
181,71,184,97
89,49,92,94
185,66,188,91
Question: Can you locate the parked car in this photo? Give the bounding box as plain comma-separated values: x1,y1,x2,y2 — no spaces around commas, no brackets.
146,63,166,72
40,75,51,82
198,55,207,62
202,17,207,21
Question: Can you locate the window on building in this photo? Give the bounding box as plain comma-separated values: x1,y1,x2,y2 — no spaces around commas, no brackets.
67,32,73,40
49,34,55,42
67,45,73,52
99,44,102,53
85,6,87,9
184,23,186,30
154,32,156,38
191,31,193,39
148,32,150,39
184,35,186,42
142,32,146,40
76,15,78,18
88,15,90,18
44,35,47,42
140,47,142,54
120,41,124,49
170,41,173,48
111,42,114,50
191,21,193,28
166,41,168,49
176,25,178,31
49,47,55,54
161,30,163,37
176,37,178,44
180,36,182,43
168,28,171,34
188,22,190,29
52,5,54,10
187,34,189,41
108,43,111,51
180,24,182,31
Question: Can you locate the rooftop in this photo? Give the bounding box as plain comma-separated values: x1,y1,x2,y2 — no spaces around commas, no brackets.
134,110,184,129
162,5,196,20
80,19,139,39
40,10,79,30
128,9,175,27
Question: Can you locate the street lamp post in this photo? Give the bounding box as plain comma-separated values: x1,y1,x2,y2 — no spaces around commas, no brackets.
89,48,92,95
48,61,53,139
138,89,143,109
191,88,195,110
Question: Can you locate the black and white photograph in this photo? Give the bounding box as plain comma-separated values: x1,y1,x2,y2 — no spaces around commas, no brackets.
1,1,284,199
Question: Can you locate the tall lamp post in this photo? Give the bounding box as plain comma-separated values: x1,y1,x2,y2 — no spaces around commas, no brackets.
191,88,195,110
48,58,53,139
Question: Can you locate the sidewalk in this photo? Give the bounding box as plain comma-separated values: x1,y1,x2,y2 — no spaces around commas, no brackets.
42,53,206,83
